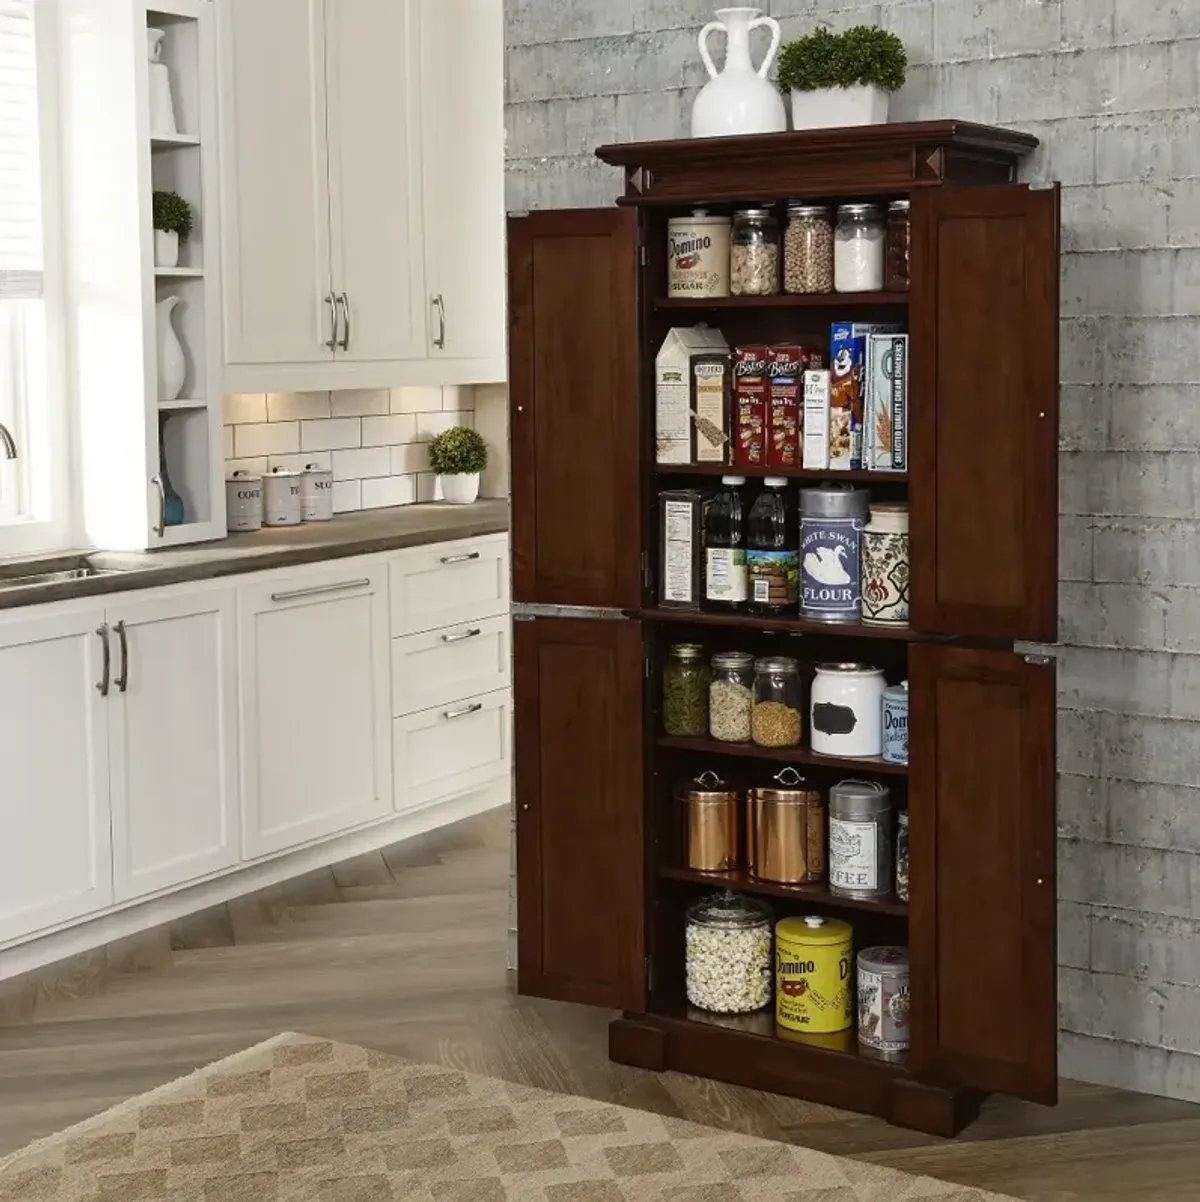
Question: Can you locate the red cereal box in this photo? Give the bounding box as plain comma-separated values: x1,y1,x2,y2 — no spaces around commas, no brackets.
767,345,827,469
734,345,770,467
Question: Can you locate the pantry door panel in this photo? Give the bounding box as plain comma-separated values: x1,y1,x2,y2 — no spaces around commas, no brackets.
508,209,641,609
908,644,1057,1105
908,184,1059,643
515,617,645,1011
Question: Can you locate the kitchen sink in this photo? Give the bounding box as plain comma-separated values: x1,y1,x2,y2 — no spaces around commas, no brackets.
0,558,124,591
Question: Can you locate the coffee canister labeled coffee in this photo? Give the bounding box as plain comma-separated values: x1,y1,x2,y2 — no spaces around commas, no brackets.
225,470,262,533
828,779,893,899
862,503,909,626
776,916,852,1034
301,462,334,522
882,682,909,765
857,945,910,1057
799,486,870,622
263,467,302,527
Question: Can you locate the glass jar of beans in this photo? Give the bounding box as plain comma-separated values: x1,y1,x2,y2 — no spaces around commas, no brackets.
783,203,834,294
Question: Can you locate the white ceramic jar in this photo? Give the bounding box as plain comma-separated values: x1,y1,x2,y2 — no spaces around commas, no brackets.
301,462,334,521
225,470,263,533
263,467,302,527
810,662,887,758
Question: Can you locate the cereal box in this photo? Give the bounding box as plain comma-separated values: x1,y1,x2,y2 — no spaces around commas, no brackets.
733,345,770,468
864,333,909,471
830,321,903,470
767,345,825,469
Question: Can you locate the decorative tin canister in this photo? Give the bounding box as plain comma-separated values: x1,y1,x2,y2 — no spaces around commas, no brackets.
678,771,739,874
746,768,824,884
828,779,893,899
775,915,853,1034
857,945,910,1057
301,462,334,522
810,662,886,758
263,467,302,527
668,210,732,298
799,485,870,622
225,470,262,533
861,502,910,626
882,682,909,765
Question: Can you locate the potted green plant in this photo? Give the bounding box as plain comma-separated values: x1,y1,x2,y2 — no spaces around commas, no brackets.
152,189,193,269
776,25,907,130
428,425,488,505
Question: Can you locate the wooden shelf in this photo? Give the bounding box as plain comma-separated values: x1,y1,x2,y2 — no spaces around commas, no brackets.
653,464,906,483
655,291,907,310
660,864,908,917
150,133,201,150
636,606,919,642
155,266,204,278
657,734,908,777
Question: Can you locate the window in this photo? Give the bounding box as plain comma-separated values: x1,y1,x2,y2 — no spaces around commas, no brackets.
0,0,67,553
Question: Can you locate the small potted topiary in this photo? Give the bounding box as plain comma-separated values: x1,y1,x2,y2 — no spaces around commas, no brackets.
152,189,193,268
428,425,488,505
777,25,907,130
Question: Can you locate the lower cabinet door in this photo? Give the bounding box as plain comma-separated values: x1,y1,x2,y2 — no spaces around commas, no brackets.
108,589,240,902
238,563,392,858
0,608,112,943
514,616,646,1011
908,644,1058,1104
392,688,510,811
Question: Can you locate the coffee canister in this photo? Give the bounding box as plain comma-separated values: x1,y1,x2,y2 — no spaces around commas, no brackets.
828,779,893,899
301,462,334,522
799,485,870,622
668,210,732,298
776,915,853,1034
263,467,302,527
810,662,887,758
746,767,824,884
882,682,909,765
857,946,910,1057
862,503,910,626
225,470,262,533
678,771,738,874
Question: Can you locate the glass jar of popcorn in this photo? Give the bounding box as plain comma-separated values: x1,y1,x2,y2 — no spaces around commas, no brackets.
685,890,773,1013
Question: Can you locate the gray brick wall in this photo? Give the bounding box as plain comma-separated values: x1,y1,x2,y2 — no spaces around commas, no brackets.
506,0,1200,1102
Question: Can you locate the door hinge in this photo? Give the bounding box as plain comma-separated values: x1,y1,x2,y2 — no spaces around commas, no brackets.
645,954,654,994
513,614,536,623
508,209,531,219
641,550,653,592
644,655,652,680
1028,182,1056,192
639,245,648,268
1023,654,1053,665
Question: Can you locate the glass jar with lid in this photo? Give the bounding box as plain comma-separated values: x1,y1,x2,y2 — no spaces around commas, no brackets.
885,199,911,292
834,203,886,293
709,650,754,743
731,208,781,296
783,202,834,294
685,890,773,1013
752,656,803,748
663,643,709,737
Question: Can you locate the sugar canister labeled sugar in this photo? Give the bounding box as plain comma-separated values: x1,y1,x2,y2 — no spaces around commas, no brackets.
668,210,731,299
882,682,909,766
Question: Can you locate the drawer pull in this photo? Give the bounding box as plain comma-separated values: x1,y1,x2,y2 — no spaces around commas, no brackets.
271,578,371,603
441,627,482,644
442,702,484,721
440,551,481,565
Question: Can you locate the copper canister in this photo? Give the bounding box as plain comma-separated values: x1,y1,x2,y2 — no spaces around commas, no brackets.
679,771,738,873
746,768,824,884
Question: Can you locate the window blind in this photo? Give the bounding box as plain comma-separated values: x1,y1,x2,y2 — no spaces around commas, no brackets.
0,0,42,300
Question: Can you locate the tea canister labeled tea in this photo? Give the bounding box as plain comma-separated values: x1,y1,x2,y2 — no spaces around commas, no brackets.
828,779,893,899
862,503,909,626
799,486,870,623
882,682,909,765
685,891,773,1014
775,915,852,1034
857,945,910,1058
668,210,732,299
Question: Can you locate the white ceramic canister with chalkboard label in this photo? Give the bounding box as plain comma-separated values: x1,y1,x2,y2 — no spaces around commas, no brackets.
799,485,870,622
810,662,886,758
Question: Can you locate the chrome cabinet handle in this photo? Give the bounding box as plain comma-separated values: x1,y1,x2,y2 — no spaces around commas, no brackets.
432,294,446,349
439,551,480,565
114,620,129,693
324,294,338,350
441,627,482,644
270,577,371,604
336,292,350,350
95,625,111,696
151,475,166,537
442,702,483,721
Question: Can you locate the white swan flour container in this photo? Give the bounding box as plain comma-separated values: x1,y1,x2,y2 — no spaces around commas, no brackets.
225,470,263,532
263,467,302,527
810,662,887,758
668,210,731,299
799,485,870,622
301,462,334,521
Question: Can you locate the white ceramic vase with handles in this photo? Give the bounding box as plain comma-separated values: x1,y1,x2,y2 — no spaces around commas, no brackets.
147,28,179,136
691,7,786,139
156,295,187,401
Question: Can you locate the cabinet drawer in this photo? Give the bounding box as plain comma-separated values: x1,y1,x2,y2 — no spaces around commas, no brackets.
393,689,510,810
391,614,510,717
390,534,509,635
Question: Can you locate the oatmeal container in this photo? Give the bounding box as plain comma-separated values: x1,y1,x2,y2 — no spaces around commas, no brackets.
857,946,910,1058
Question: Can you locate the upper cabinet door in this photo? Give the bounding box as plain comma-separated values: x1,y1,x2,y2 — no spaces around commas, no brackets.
508,210,641,608
908,644,1057,1105
909,185,1060,642
420,0,505,366
217,0,334,365
515,617,646,1012
324,0,426,363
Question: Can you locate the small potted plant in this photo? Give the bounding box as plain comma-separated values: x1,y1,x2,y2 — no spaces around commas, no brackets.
777,25,907,130
428,425,488,505
152,189,193,269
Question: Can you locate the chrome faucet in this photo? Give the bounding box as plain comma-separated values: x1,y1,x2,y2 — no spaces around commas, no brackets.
0,423,15,459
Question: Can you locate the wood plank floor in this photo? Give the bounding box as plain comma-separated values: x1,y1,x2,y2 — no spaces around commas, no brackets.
2,807,1198,1200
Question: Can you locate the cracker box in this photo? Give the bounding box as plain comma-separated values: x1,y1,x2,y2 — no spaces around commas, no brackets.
733,345,771,468
803,369,831,470
864,333,909,471
830,321,903,470
656,327,731,464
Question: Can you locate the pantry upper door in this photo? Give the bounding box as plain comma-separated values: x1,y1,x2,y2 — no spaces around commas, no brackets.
908,644,1057,1106
908,184,1060,643
508,209,641,609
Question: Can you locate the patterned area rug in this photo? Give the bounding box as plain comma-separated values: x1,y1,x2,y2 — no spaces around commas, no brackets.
0,1033,1018,1201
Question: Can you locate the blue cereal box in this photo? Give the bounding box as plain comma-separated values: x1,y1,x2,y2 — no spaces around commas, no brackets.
830,321,903,470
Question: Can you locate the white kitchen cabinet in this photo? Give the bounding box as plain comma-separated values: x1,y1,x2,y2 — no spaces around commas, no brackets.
0,609,112,944
107,590,239,903
238,562,392,858
391,613,510,717
389,534,510,637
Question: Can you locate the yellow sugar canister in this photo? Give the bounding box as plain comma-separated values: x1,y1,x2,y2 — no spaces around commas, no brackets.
775,915,853,1034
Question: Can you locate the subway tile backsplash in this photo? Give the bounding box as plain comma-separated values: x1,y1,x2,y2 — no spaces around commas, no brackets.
224,386,476,514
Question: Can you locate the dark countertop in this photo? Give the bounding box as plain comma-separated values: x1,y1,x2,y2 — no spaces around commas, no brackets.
0,501,510,611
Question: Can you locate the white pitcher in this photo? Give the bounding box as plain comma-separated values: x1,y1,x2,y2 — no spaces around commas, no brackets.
156,295,187,401
691,7,786,139
147,28,178,136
